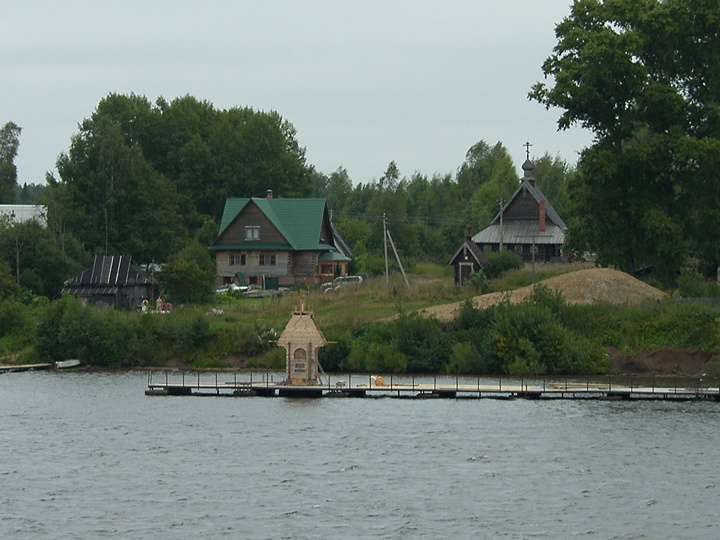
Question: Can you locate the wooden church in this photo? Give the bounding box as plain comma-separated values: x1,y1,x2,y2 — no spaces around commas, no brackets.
471,157,566,263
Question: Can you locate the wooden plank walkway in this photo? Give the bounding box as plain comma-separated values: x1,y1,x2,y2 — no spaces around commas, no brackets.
0,363,53,374
145,372,720,401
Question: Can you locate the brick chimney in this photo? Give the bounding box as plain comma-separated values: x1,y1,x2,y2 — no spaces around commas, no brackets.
539,200,546,232
266,189,273,199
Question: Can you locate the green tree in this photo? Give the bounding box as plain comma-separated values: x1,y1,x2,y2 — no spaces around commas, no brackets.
530,0,720,283
56,112,187,262
159,241,216,304
0,259,19,300
456,141,518,203
457,141,519,235
0,217,83,298
531,153,575,220
56,93,314,258
324,167,353,217
0,122,21,203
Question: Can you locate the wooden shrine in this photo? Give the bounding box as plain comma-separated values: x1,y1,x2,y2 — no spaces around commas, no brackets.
276,304,328,385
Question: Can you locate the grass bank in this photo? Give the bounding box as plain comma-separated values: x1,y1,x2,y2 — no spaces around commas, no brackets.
2,263,719,376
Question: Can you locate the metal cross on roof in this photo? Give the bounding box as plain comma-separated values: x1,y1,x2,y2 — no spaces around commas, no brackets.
524,141,532,160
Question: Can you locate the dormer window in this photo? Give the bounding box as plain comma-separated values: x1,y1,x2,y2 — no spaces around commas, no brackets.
245,226,260,241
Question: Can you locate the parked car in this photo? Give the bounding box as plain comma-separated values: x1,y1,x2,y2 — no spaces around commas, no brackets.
322,275,364,292
215,283,248,294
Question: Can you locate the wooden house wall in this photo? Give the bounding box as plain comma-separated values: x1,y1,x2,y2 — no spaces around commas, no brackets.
119,284,155,310
216,250,292,276
214,201,342,286
70,283,154,311
505,191,541,221
291,251,316,276
216,204,285,244
488,243,561,263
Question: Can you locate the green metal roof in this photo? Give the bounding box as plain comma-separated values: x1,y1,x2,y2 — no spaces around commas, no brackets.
215,198,330,250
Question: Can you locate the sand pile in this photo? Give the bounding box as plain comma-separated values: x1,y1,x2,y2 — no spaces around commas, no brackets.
420,268,666,322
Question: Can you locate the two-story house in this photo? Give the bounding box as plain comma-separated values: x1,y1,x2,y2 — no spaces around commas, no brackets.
211,192,351,288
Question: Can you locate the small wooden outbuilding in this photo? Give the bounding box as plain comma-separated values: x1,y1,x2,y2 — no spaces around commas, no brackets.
62,255,157,310
448,222,490,286
276,305,328,385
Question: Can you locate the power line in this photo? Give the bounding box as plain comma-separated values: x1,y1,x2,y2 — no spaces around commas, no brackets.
334,211,464,226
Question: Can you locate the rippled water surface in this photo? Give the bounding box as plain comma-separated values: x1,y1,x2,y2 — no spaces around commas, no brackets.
2,371,719,539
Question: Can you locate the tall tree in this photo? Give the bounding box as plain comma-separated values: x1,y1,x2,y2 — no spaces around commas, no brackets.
56,114,186,262
324,167,353,217
0,122,21,203
531,153,576,220
56,93,315,262
457,141,519,230
530,0,720,282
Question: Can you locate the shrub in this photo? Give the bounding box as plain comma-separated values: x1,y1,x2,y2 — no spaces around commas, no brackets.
678,267,720,298
465,270,490,293
364,342,408,373
390,313,449,372
527,284,566,315
246,347,286,370
0,300,26,337
319,335,351,372
446,341,487,374
485,250,524,278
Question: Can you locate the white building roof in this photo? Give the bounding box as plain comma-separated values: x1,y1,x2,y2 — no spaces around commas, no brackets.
0,205,47,225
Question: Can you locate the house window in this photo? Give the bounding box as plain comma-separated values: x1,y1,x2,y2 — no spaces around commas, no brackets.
229,254,246,266
320,264,333,274
245,226,260,241
259,254,276,266
514,245,524,254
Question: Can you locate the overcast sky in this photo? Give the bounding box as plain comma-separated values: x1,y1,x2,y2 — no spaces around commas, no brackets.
3,1,592,188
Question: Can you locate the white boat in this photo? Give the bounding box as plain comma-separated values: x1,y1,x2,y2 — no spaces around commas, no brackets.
55,359,81,369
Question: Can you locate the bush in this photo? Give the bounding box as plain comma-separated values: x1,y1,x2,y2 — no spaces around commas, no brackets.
465,270,490,293
0,300,26,337
446,341,487,374
485,250,524,278
246,347,286,370
390,313,450,372
365,343,408,373
678,267,720,298
474,293,609,376
319,335,351,372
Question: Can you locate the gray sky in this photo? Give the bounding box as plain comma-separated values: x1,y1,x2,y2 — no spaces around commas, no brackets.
3,1,591,187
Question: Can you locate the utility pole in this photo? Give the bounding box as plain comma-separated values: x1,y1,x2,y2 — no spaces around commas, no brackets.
515,234,552,283
499,199,504,252
386,228,410,288
383,213,389,286
382,213,410,289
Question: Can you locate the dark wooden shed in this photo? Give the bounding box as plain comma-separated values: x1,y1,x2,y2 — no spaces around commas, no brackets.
448,223,490,286
63,255,157,310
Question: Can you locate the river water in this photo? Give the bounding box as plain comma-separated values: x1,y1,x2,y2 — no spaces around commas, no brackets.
1,371,719,539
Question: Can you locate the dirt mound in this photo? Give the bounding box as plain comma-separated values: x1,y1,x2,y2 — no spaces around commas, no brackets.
608,347,713,377
420,268,665,322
